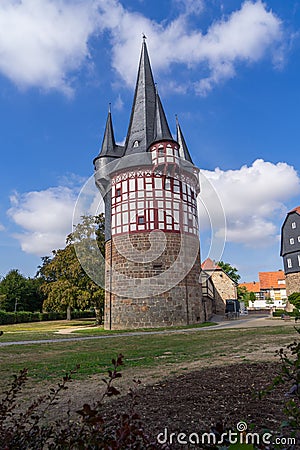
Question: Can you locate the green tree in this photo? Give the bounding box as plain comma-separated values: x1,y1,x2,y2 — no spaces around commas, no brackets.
38,214,105,323
288,292,300,311
0,270,43,312
217,261,241,284
237,286,255,307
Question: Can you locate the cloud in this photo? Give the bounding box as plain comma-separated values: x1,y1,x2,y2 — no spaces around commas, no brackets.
0,223,5,232
0,1,286,95
7,175,104,256
0,0,100,94
104,0,285,94
8,187,78,255
199,159,300,246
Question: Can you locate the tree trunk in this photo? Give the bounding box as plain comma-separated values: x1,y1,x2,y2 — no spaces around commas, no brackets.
66,306,71,321
94,308,102,325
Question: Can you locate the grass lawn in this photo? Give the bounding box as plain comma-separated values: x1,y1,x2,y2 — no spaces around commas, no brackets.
0,321,297,389
0,319,95,342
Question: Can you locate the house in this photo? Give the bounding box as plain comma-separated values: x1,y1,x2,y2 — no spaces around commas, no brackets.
201,258,238,315
239,270,287,309
280,206,300,297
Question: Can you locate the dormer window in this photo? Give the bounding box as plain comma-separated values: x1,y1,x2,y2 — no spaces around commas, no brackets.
292,222,296,229
133,140,139,148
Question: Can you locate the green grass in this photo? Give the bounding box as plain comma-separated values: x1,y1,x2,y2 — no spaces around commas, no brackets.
0,319,95,342
0,320,216,342
72,321,217,335
0,324,296,388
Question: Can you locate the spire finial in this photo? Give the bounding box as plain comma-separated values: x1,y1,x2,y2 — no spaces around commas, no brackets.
108,102,111,113
142,33,147,42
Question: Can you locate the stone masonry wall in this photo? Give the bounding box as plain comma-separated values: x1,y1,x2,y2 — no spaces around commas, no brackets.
286,273,300,297
104,232,206,329
210,271,237,315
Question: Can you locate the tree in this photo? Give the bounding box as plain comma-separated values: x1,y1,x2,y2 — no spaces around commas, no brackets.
288,292,300,311
237,286,255,307
38,214,105,323
217,261,241,284
0,270,43,312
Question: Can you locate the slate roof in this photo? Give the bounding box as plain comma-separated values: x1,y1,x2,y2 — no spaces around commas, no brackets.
94,40,196,165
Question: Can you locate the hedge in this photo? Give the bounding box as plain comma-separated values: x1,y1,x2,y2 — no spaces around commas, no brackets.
272,309,299,318
0,310,95,325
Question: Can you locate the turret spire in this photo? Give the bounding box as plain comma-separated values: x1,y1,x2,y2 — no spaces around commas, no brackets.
99,108,115,157
153,87,174,143
124,40,156,155
176,116,193,163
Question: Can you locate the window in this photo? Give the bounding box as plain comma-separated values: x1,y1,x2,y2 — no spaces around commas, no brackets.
298,236,300,243
137,216,145,225
298,255,300,267
116,188,121,197
292,222,296,229
290,237,295,245
133,140,139,148
287,258,292,268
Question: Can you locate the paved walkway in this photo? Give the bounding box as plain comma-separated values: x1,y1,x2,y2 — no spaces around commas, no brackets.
0,315,296,347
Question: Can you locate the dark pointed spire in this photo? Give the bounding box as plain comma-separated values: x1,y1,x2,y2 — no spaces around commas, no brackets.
176,116,193,164
94,107,124,162
124,40,156,154
153,87,173,143
100,107,115,157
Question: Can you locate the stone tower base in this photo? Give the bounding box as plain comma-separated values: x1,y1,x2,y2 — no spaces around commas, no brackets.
286,273,300,297
104,232,207,330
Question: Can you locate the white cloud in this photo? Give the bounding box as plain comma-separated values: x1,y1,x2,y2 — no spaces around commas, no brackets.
8,187,78,255
0,0,286,95
0,0,100,94
199,159,300,246
7,175,105,256
0,223,5,232
104,0,284,94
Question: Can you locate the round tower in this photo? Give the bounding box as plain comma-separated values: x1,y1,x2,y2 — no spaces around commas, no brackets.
94,40,205,329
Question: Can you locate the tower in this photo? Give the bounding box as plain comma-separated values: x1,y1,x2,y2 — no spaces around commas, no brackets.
280,206,300,296
94,40,206,329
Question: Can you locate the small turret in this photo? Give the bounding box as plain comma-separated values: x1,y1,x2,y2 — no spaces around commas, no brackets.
176,116,194,164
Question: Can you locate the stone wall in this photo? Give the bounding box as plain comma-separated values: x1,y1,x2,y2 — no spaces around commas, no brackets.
286,273,300,297
210,271,237,315
104,232,208,329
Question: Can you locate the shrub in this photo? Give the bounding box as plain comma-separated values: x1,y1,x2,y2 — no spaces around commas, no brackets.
0,310,95,325
0,354,159,449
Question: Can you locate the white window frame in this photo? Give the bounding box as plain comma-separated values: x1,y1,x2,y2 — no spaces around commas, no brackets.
292,222,296,229
290,237,295,245
287,258,292,268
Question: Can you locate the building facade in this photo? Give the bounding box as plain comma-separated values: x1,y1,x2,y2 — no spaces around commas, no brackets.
239,270,287,308
281,207,300,297
94,40,206,329
201,258,237,315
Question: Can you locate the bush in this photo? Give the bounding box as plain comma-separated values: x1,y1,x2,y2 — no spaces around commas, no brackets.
0,310,95,325
272,309,299,318
0,354,159,449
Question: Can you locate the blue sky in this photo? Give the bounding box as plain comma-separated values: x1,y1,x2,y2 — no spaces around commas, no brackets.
0,0,300,282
